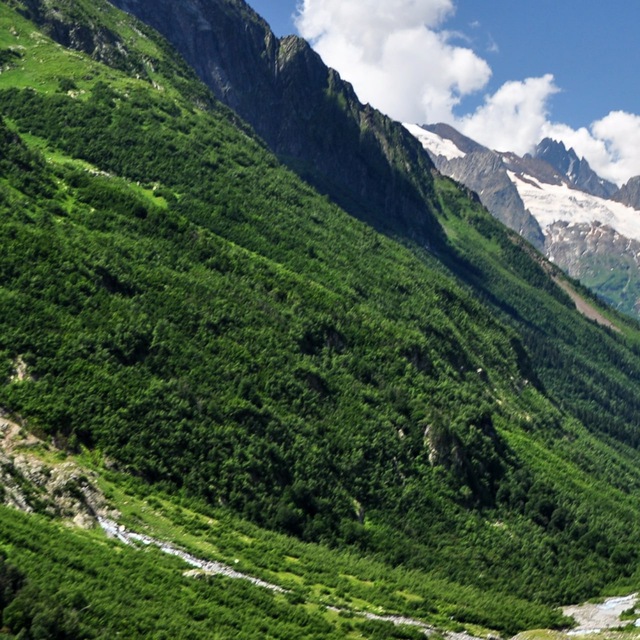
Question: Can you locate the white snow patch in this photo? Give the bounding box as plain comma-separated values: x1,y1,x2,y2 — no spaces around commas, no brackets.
404,123,466,160
507,171,640,242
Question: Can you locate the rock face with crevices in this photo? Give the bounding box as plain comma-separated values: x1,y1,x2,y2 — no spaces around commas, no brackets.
15,0,143,72
0,418,117,527
108,0,445,247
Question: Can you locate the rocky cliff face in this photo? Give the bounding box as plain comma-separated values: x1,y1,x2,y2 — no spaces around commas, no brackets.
612,176,640,210
443,150,545,250
111,0,280,129
109,0,443,246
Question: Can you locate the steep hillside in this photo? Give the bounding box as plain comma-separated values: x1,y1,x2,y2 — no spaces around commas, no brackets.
0,423,572,639
108,0,445,248
3,0,640,636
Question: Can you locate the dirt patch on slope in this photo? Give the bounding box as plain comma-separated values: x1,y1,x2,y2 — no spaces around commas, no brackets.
553,277,621,333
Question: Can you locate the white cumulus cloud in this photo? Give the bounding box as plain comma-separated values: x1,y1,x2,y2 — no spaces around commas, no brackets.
457,75,559,155
294,0,640,185
590,112,640,185
295,0,491,124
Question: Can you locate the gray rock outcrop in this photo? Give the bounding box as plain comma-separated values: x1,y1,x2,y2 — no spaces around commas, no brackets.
612,176,640,210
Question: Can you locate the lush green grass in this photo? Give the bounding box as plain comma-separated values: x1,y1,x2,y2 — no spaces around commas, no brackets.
0,433,569,638
96,468,566,635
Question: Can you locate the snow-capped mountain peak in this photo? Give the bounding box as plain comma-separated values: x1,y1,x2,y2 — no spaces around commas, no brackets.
405,122,640,316
533,137,618,199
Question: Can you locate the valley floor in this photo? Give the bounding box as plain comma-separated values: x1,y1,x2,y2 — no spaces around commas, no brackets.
2,400,640,638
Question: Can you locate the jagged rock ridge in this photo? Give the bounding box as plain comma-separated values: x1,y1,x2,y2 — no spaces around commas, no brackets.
612,176,640,210
534,138,618,199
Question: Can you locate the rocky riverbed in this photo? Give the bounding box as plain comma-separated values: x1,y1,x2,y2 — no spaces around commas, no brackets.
99,517,486,639
563,594,639,635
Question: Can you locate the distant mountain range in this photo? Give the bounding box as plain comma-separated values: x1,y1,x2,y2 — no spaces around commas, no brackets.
407,123,640,316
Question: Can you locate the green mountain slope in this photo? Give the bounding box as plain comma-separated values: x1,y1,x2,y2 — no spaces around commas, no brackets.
0,432,571,638
2,0,640,635
104,0,640,451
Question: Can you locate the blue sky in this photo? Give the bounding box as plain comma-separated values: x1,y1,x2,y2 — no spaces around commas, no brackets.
446,2,640,129
246,1,640,183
